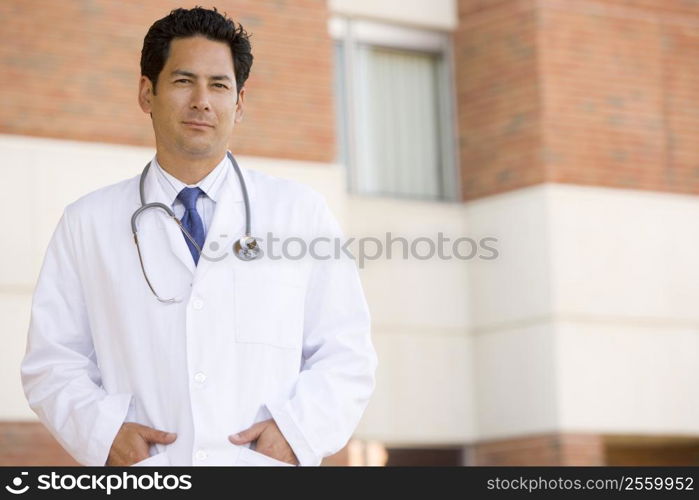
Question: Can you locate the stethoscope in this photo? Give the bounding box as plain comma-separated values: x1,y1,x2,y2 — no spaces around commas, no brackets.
130,150,261,303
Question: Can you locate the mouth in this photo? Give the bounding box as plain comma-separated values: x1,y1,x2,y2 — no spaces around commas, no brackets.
182,121,214,129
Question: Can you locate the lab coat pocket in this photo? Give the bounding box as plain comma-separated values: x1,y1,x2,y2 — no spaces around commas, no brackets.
235,446,296,467
234,266,305,349
131,451,170,467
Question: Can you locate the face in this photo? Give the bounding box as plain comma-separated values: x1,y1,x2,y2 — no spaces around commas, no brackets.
138,36,245,160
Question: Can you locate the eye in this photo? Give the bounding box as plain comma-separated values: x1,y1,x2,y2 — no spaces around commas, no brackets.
175,79,191,84
213,83,229,89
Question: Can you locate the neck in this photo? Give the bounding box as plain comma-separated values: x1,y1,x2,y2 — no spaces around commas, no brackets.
155,149,226,185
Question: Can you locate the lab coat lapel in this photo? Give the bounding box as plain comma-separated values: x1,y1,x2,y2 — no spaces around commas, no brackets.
141,161,197,276
193,172,246,284
159,212,197,275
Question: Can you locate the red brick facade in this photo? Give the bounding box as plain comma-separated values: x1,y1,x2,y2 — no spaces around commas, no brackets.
467,432,699,466
0,0,335,162
0,422,78,466
5,0,697,199
468,433,606,466
456,0,543,201
456,0,699,200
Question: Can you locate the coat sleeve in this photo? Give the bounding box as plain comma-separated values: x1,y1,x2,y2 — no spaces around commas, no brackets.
20,207,133,466
263,194,378,466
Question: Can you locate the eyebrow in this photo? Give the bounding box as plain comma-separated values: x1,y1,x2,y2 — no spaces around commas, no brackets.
171,70,233,82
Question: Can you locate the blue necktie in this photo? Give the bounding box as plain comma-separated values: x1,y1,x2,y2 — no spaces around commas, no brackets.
177,187,206,265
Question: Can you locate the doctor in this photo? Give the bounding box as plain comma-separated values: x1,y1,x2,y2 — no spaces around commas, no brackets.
20,7,377,467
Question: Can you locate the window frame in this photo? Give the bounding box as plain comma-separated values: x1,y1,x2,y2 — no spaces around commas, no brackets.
330,16,460,202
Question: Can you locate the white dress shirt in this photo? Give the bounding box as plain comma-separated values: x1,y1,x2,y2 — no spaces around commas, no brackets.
152,153,230,237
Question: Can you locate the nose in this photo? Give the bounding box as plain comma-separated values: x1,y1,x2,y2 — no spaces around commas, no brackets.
189,85,211,112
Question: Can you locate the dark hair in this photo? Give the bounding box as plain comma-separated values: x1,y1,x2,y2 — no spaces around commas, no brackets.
140,6,253,95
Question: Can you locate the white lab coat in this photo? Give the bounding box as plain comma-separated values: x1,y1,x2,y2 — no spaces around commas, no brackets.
20,154,378,466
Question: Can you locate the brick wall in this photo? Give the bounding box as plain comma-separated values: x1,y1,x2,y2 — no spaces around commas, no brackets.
467,433,699,466
0,422,78,466
0,0,334,163
607,442,699,466
455,0,543,201
467,433,606,466
456,0,699,200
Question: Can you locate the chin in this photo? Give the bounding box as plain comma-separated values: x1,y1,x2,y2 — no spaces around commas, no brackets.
178,140,215,156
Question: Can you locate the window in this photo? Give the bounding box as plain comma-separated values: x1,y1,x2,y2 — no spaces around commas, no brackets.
331,17,458,201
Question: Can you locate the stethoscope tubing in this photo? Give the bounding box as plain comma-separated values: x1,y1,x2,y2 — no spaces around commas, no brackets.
129,151,258,303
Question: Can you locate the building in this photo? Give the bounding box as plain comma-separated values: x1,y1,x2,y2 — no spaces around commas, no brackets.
1,0,698,466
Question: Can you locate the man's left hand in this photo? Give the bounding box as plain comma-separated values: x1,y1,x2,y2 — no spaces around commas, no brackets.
229,419,299,465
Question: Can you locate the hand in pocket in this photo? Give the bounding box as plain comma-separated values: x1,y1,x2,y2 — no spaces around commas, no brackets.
107,422,177,466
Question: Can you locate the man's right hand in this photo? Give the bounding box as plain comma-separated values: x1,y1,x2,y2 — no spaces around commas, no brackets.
106,423,177,466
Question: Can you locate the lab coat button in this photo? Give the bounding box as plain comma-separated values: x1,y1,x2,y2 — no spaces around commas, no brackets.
195,450,207,461
194,372,207,383
192,299,204,310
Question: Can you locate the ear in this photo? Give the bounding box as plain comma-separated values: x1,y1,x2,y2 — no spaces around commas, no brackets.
138,76,155,114
234,87,246,124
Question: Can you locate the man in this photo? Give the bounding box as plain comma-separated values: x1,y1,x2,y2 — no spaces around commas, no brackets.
20,7,377,467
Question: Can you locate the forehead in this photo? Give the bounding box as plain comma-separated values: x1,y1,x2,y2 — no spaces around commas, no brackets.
164,36,234,74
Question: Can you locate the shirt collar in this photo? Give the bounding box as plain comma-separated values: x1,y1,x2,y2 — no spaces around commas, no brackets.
152,152,229,206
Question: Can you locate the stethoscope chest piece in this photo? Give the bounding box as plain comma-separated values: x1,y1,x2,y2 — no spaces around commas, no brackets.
234,235,261,261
